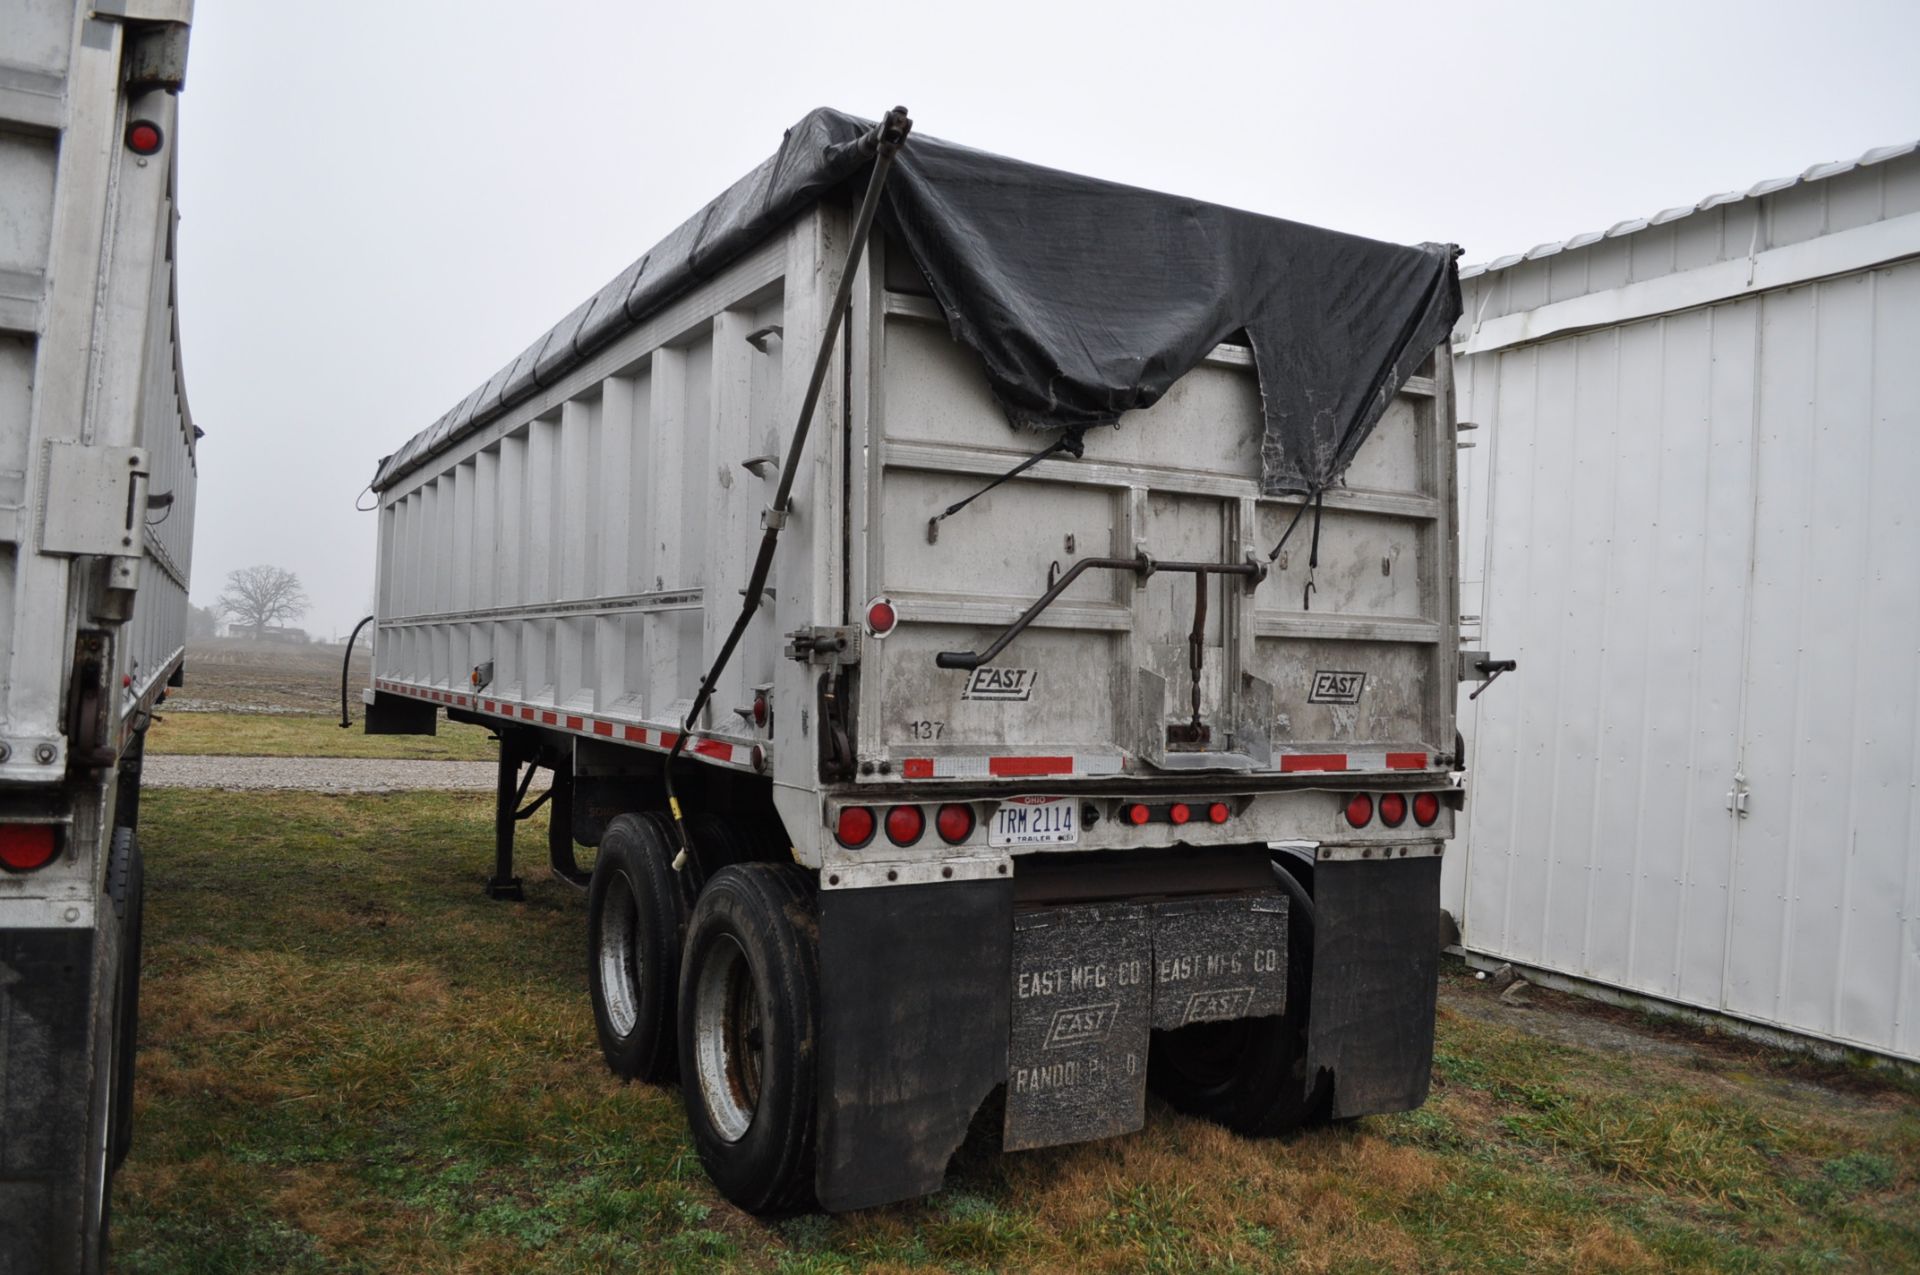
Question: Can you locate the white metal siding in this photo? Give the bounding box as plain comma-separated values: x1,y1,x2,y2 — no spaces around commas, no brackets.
1455,149,1920,1061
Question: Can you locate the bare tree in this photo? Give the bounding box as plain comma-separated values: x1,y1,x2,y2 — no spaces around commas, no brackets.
217,564,310,639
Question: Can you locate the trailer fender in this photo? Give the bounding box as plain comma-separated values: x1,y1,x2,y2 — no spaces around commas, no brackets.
1305,857,1442,1118
815,879,1013,1212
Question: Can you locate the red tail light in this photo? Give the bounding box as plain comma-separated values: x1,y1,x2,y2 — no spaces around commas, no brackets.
1343,794,1373,829
935,804,974,844
126,120,163,156
1125,803,1150,826
752,691,768,727
835,806,876,848
884,805,925,846
1413,792,1441,827
1168,802,1191,825
1378,793,1407,828
1207,802,1230,824
0,825,57,873
865,597,898,637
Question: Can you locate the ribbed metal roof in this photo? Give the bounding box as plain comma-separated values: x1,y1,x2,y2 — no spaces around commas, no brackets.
1460,140,1919,280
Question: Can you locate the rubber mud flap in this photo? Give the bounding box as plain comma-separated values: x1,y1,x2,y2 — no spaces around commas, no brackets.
1306,857,1442,1117
0,927,98,1275
1004,904,1152,1151
1148,896,1289,1030
815,879,1012,1212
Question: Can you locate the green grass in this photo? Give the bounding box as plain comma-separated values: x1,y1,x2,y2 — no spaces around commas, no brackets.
145,711,497,761
114,790,1920,1273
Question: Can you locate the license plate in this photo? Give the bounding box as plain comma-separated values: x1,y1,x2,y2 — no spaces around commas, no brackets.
990,795,1078,848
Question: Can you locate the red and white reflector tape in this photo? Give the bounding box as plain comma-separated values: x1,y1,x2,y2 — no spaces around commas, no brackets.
1278,750,1429,773
371,678,754,770
899,754,1125,780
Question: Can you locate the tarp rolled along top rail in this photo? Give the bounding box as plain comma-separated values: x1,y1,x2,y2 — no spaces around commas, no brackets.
371,108,1461,501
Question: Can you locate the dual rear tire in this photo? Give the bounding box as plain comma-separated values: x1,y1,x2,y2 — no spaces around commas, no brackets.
589,826,1322,1212
587,819,818,1211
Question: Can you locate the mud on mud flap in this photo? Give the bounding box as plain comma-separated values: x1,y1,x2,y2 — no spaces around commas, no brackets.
1006,894,1288,1151
1307,856,1442,1118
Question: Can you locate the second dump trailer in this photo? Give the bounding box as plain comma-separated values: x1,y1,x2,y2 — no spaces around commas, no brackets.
366,108,1475,1212
0,4,198,1271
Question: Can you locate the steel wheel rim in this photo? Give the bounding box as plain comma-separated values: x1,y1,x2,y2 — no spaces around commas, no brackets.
693,933,762,1143
597,870,641,1037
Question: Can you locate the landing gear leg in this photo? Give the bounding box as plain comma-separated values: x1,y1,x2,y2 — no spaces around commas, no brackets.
487,733,529,901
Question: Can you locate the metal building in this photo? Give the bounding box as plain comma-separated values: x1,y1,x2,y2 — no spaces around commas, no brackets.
1447,142,1920,1063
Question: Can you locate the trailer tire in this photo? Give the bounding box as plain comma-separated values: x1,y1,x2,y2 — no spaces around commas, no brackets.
1147,863,1329,1135
107,827,145,1171
677,863,818,1214
683,812,755,888
587,813,687,1083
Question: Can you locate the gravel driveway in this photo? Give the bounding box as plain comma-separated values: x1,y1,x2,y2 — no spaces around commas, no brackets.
144,754,548,793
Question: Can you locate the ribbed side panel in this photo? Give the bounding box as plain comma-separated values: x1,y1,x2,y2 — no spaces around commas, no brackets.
1459,256,1920,1062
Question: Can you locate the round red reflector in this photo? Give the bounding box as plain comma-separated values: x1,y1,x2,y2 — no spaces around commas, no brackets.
835,806,875,848
1413,792,1441,827
1168,803,1190,825
1379,793,1408,828
885,805,925,846
935,803,975,844
1208,802,1230,824
126,121,162,155
866,598,897,636
1343,794,1374,829
752,692,768,727
0,825,56,873
1126,803,1149,826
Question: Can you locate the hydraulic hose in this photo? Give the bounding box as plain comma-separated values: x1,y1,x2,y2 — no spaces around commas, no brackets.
339,614,374,728
660,107,913,869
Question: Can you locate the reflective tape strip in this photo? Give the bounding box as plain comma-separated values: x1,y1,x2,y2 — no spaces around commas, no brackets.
1280,751,1430,773
899,754,1124,780
1280,753,1348,772
370,679,753,769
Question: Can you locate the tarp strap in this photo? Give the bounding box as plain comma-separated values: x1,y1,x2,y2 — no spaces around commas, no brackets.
1266,490,1315,562
1303,490,1324,611
926,430,1082,543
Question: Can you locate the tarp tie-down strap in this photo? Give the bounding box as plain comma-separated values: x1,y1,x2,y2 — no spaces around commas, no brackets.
1304,490,1324,611
1266,489,1327,610
926,429,1083,543
659,106,913,873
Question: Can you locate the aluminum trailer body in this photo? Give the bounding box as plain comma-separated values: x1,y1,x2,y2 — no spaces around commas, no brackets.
368,110,1467,1211
0,4,196,1270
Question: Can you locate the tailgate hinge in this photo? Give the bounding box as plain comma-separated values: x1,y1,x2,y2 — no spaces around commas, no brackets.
786,625,861,668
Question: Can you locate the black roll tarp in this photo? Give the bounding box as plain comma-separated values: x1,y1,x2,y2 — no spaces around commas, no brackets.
373,108,1460,499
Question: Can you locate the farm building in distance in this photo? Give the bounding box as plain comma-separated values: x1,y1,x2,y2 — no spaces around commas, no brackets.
1447,141,1920,1063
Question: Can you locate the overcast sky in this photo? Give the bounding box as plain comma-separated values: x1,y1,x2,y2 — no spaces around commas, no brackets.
173,0,1919,638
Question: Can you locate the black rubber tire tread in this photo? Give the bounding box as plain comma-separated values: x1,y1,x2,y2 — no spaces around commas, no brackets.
683,813,758,890
677,863,820,1214
1147,862,1331,1136
107,827,144,1171
587,813,688,1082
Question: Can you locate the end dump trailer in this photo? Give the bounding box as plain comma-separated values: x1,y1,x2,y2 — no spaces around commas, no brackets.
0,3,197,1271
367,108,1472,1212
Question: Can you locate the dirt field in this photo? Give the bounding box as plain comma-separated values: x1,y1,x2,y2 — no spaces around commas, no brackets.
153,641,493,760
170,638,373,715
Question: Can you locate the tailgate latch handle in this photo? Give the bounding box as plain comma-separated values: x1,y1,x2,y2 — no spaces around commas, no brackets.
936,555,1263,671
